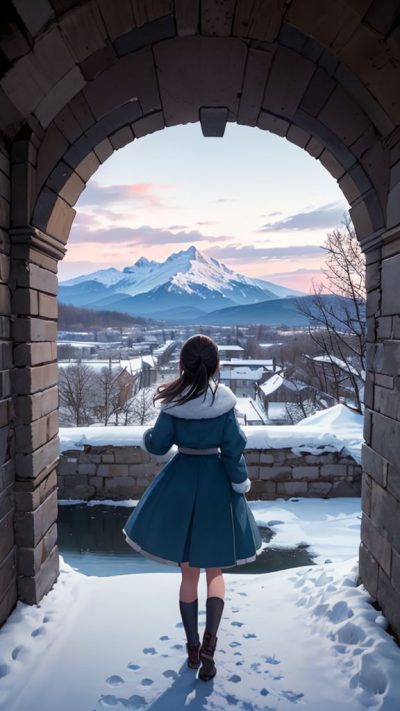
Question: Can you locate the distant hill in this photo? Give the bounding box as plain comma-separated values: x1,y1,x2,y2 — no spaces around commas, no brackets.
192,294,364,327
58,302,151,330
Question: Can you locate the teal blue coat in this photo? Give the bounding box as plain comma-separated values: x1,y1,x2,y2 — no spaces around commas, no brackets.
122,383,263,568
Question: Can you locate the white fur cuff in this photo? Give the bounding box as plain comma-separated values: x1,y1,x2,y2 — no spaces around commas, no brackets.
231,477,251,494
141,427,153,453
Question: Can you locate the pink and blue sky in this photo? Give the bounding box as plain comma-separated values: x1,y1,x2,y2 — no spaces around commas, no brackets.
60,122,350,293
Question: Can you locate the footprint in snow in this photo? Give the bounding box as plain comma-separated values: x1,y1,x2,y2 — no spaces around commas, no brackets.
228,674,241,683
243,633,256,639
140,678,154,686
263,656,280,665
162,669,178,679
142,647,158,655
127,662,140,670
171,643,184,650
99,693,146,709
160,635,169,640
11,645,27,661
238,592,248,596
229,641,241,647
0,664,9,679
327,600,353,624
231,621,245,627
281,690,305,703
106,675,125,687
31,626,46,637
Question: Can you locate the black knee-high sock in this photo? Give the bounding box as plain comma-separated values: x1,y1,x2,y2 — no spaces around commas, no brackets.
205,596,225,637
179,598,199,645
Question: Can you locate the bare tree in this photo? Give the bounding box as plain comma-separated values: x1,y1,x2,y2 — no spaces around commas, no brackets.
91,364,125,425
121,388,157,425
296,212,366,413
59,363,95,425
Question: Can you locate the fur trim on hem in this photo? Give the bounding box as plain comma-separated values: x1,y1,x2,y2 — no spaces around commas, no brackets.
231,477,251,494
159,382,237,419
122,529,264,569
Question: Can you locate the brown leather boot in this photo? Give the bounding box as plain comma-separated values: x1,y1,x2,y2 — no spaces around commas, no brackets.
198,629,217,681
186,640,201,668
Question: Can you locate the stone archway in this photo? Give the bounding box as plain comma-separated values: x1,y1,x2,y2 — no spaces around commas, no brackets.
1,1,400,640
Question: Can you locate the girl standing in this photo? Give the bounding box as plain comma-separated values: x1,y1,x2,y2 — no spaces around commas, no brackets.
122,334,263,681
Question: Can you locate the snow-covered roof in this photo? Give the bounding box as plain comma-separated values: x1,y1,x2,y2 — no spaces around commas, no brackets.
235,397,266,423
309,355,360,377
259,374,308,396
220,367,265,380
219,359,274,366
217,345,244,351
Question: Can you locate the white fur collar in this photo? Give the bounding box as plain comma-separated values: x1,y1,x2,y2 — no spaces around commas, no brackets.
159,382,237,419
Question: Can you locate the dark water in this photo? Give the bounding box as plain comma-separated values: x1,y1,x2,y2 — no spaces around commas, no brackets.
57,503,318,577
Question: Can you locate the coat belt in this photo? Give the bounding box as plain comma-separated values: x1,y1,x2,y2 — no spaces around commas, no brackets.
178,446,220,455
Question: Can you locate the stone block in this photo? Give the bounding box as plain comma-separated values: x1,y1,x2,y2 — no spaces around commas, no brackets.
299,67,335,117
318,84,371,147
10,259,58,296
259,453,274,464
11,288,39,316
361,472,371,516
320,464,347,477
110,126,134,150
14,488,58,548
233,0,284,42
262,45,315,120
277,481,308,496
259,466,291,481
14,385,58,424
97,464,129,477
17,521,57,577
330,480,361,496
358,540,378,599
47,162,85,207
307,481,332,496
286,124,310,149
386,463,400,504
0,547,16,607
362,444,388,487
15,410,58,454
15,435,60,480
370,479,400,549
381,253,400,315
154,37,245,126
257,111,289,137
237,45,275,127
132,111,165,138
38,292,58,319
104,476,141,497
35,66,86,129
361,511,392,578
292,466,319,480
59,2,108,63
85,100,142,146
11,362,58,394
54,105,83,143
14,467,57,512
17,543,59,605
318,149,346,180
391,545,400,595
114,15,175,55
175,0,199,37
0,574,17,629
0,506,14,562
93,138,114,164
97,0,135,41
84,48,161,120
376,565,400,643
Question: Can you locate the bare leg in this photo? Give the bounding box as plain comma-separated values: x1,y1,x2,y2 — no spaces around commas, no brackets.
205,567,225,599
179,561,200,602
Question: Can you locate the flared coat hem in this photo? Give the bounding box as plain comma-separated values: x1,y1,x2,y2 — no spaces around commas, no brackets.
122,528,265,569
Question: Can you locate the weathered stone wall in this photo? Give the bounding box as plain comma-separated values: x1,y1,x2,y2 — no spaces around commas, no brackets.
57,445,361,500
359,225,400,641
0,140,15,629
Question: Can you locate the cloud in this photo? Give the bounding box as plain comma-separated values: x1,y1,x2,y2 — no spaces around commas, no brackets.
212,198,237,203
259,202,348,231
204,244,325,262
69,223,232,246
266,268,325,277
196,220,217,226
78,180,171,208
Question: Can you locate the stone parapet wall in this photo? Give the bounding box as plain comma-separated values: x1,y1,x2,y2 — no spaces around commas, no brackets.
57,445,361,500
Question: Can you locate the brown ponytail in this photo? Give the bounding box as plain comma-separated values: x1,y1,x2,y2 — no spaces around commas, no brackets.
153,334,220,407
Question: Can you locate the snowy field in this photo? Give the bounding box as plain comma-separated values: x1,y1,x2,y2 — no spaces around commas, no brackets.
1,497,399,711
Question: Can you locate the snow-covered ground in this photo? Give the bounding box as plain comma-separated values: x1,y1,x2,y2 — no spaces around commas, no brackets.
1,497,400,710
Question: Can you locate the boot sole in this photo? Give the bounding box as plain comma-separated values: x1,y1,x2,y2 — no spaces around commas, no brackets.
198,667,217,681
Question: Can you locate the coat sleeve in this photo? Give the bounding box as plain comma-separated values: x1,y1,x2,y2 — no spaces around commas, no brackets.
141,411,175,455
219,408,251,494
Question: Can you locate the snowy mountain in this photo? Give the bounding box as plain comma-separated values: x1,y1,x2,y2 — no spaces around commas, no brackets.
59,245,304,320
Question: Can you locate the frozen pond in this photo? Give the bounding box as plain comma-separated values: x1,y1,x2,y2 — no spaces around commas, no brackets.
57,501,318,576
